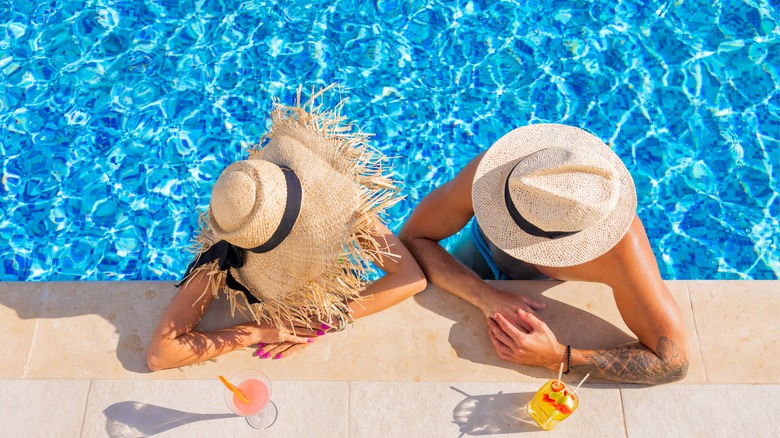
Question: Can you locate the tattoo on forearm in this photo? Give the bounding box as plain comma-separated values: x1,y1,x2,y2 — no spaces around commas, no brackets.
574,336,688,384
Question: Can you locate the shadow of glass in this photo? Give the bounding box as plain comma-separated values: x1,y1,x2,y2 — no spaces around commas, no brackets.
451,387,539,436
103,401,236,438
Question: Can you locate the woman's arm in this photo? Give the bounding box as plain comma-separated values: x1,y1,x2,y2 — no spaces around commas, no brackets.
260,218,428,360
346,217,428,320
238,216,427,361
146,271,317,371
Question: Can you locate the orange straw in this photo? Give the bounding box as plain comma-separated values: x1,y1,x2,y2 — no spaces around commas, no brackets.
219,375,250,404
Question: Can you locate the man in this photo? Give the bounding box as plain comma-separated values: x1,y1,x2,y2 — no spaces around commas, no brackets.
399,124,688,384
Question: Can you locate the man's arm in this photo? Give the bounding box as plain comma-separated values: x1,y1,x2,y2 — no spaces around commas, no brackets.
573,338,688,384
399,153,544,330
569,217,689,383
488,217,689,384
489,308,688,384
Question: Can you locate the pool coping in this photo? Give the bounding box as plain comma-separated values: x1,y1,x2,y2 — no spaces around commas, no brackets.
1,280,778,436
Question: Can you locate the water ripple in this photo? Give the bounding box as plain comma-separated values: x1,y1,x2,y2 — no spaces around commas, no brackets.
0,0,777,280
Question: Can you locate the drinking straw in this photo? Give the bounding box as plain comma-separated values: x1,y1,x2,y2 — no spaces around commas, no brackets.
571,373,590,394
556,362,564,385
219,375,250,404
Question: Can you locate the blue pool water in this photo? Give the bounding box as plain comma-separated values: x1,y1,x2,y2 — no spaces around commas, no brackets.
1,0,778,281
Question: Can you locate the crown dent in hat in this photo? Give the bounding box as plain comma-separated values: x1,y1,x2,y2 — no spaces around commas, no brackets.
208,160,288,249
472,123,637,267
508,147,621,233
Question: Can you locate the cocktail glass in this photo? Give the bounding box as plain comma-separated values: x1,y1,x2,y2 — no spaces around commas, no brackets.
526,379,579,430
223,369,277,429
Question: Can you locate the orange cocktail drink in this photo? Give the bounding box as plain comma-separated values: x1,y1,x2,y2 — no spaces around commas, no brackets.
527,379,579,430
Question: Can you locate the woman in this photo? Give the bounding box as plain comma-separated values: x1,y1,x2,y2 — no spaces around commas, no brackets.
147,85,426,371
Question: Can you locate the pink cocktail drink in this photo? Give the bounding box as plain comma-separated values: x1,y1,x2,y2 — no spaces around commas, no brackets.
232,378,270,415
223,369,277,429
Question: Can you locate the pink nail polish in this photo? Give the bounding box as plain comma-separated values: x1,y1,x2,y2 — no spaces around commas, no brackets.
254,349,264,357
257,343,266,348
321,323,330,330
307,338,314,343
262,352,271,359
317,330,326,336
273,354,281,359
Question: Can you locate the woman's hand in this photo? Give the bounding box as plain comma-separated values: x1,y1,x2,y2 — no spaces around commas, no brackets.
487,309,565,370
478,287,546,333
251,324,321,360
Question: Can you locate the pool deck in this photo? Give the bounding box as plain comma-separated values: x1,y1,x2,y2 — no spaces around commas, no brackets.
1,279,778,437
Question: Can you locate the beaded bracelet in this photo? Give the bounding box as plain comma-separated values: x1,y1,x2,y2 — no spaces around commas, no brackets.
563,344,572,375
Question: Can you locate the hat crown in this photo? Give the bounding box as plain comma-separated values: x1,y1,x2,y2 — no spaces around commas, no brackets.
508,147,621,232
208,160,288,249
210,171,257,232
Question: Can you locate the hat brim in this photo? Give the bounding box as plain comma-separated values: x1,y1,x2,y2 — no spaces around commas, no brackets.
190,84,401,329
472,124,637,268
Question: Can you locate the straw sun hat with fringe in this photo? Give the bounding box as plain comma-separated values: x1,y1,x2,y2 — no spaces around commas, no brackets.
472,124,637,268
179,84,400,330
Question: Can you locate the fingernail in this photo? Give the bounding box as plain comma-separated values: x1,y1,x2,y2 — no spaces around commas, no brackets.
273,354,281,359
317,330,326,336
307,338,314,343
262,352,271,359
257,343,266,348
254,349,264,357
321,323,330,330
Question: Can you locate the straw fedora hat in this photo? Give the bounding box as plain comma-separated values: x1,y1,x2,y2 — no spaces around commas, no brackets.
472,124,637,267
180,85,400,329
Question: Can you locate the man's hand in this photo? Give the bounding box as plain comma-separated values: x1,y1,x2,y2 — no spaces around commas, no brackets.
478,287,546,332
487,309,566,369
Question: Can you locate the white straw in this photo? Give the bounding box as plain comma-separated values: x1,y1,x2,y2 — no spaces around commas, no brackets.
571,373,590,394
556,362,564,385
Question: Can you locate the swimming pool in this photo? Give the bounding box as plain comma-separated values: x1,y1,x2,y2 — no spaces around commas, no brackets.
1,0,778,281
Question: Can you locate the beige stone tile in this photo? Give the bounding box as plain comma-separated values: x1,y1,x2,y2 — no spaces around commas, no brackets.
689,280,780,383
149,283,552,382
0,379,89,437
319,283,553,382
24,279,703,383
82,379,348,438
0,282,44,378
622,384,780,437
21,279,702,383
487,280,705,383
349,381,624,437
26,281,177,378
151,282,638,382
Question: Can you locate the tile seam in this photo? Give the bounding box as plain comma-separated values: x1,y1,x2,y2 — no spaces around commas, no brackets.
79,379,93,438
346,380,351,438
22,284,47,379
685,281,709,383
22,318,39,379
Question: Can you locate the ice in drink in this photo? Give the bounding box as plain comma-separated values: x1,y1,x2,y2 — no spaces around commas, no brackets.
527,380,578,430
